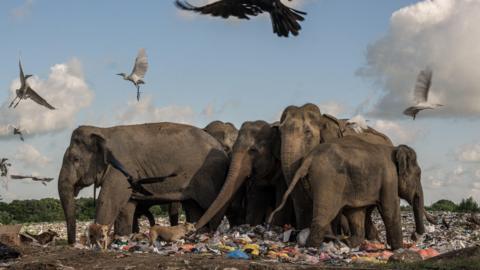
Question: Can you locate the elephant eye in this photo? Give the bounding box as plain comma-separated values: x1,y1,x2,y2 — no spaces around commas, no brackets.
249,146,258,153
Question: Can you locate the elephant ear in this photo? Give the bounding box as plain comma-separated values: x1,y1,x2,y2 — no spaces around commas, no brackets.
395,145,416,177
280,105,298,123
90,133,133,180
319,114,343,142
271,123,281,160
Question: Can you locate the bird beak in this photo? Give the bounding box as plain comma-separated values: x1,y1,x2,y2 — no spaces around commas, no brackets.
116,73,122,76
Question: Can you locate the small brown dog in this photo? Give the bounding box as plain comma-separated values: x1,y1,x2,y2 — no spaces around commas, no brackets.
149,223,195,245
86,223,111,250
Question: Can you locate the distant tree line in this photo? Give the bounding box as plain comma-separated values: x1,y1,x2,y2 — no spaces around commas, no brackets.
0,198,170,225
0,197,477,224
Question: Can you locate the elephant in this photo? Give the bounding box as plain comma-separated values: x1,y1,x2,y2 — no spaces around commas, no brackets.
271,137,424,250
58,123,229,244
202,120,250,226
194,121,295,230
203,121,238,156
278,103,393,230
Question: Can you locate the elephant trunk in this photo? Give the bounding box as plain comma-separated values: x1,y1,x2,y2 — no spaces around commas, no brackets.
281,132,303,183
58,165,77,245
413,186,426,235
195,151,250,230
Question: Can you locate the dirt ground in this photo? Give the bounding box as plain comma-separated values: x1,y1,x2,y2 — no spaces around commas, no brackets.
4,246,374,270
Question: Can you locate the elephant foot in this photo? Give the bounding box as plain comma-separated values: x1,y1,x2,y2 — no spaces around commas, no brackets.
344,235,364,248
305,225,325,247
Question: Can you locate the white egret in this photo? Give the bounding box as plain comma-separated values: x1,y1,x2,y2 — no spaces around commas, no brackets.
117,48,149,101
403,68,443,120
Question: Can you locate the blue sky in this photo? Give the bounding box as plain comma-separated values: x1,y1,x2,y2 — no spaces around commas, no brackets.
0,0,479,204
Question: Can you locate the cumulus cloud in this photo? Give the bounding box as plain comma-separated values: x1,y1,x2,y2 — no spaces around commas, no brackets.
116,96,196,125
457,142,480,162
0,58,94,138
370,120,420,144
15,144,50,169
318,101,345,117
10,0,34,20
358,0,480,119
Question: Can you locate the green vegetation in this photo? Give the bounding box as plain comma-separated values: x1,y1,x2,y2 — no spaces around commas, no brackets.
427,197,479,213
0,197,171,224
429,199,458,212
0,196,477,224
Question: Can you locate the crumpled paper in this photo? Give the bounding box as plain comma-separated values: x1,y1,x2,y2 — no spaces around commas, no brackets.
15,211,480,266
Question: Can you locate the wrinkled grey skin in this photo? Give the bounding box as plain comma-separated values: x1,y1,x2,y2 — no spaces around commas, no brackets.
273,137,424,250
278,103,393,230
203,121,247,226
203,121,238,156
58,123,228,244
195,121,295,229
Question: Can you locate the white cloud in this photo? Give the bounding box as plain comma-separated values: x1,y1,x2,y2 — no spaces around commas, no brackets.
201,103,215,118
0,58,94,138
370,120,420,144
10,0,34,20
318,101,345,117
457,142,480,162
454,165,465,176
358,0,480,119
14,144,50,169
116,96,196,125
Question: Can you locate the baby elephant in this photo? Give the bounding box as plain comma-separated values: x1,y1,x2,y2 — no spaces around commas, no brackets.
149,223,195,245
270,136,424,250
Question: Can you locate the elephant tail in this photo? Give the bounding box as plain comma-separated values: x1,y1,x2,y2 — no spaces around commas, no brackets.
267,155,313,224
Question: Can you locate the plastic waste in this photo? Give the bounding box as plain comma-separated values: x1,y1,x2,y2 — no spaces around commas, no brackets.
226,249,250,260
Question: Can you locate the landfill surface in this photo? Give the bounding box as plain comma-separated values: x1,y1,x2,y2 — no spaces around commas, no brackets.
3,211,480,269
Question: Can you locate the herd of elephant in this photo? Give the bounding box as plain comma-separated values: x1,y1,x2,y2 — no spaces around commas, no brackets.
58,103,433,250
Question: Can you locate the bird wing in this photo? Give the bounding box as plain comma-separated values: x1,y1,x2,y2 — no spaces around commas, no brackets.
25,86,55,110
175,0,263,20
9,175,29,180
130,48,148,81
19,60,27,87
413,68,433,103
403,106,420,117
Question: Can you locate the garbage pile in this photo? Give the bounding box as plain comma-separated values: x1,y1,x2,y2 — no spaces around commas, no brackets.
17,211,480,265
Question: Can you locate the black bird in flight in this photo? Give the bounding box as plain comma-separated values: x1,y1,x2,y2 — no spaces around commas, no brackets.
175,0,307,37
13,127,24,142
9,60,55,110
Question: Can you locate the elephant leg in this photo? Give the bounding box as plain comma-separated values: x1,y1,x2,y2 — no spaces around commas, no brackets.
246,186,274,225
365,206,380,241
183,200,204,223
330,213,347,237
226,184,246,226
114,201,137,236
273,183,295,226
145,208,156,227
132,208,141,233
344,208,366,248
378,196,402,250
306,182,344,247
96,170,132,228
290,185,313,229
168,202,181,226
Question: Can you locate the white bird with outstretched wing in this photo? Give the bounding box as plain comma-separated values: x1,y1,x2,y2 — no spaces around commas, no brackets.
403,68,442,120
117,48,149,101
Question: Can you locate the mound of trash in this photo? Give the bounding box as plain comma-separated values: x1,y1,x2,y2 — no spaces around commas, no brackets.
13,211,480,266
